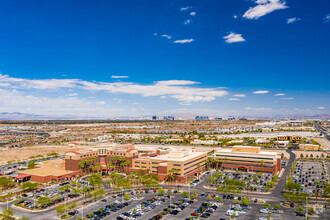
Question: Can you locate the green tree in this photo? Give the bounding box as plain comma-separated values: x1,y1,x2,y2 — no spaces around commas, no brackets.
0,208,14,220
124,193,130,200
20,216,29,220
37,196,54,207
21,182,38,192
27,161,36,169
274,204,281,210
0,177,16,190
297,206,304,212
241,198,250,206
308,207,315,213
215,197,221,202
182,191,189,197
56,205,66,217
264,203,271,208
87,173,103,188
158,188,165,195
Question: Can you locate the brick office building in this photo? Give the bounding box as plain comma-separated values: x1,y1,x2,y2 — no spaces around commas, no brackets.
65,144,208,183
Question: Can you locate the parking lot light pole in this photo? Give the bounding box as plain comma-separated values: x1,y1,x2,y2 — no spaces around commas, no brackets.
306,197,308,220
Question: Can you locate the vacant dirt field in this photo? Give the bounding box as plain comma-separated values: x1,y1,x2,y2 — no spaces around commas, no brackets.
0,145,69,165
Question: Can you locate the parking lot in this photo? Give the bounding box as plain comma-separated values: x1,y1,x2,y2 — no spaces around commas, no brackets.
292,161,329,195
208,171,278,193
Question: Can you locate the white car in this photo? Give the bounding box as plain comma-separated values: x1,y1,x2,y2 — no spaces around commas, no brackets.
260,208,269,214
226,210,239,216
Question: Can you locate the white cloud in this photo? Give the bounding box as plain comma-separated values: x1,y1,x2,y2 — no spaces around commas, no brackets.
253,90,269,94
287,17,301,24
183,19,191,25
156,80,199,86
318,107,325,110
173,39,195,44
233,15,238,19
154,33,158,36
223,32,245,43
180,6,192,11
65,93,78,97
274,93,285,96
233,94,246,97
246,107,272,111
190,12,196,16
280,97,294,100
96,101,106,105
229,98,240,101
111,75,129,79
171,95,216,102
160,96,167,99
243,0,288,19
0,89,103,116
161,34,172,39
0,74,228,103
325,14,330,23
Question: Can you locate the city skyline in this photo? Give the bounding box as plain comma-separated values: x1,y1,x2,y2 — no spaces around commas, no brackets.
0,0,329,118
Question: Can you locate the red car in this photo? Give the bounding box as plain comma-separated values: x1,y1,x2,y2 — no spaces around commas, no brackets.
191,212,197,216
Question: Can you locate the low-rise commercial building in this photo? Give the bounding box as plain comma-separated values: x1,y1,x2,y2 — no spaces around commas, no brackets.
15,160,81,183
213,146,281,174
299,144,320,151
277,135,301,142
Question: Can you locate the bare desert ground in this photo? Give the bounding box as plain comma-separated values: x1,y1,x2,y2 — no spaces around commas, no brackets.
0,144,69,165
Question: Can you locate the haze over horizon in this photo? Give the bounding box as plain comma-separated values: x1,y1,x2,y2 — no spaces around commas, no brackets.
0,0,329,118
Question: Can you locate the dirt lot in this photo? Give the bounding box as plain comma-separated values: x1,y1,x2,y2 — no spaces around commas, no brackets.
315,137,330,150
0,144,69,165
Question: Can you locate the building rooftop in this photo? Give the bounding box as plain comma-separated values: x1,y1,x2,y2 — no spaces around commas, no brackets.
215,146,278,156
20,160,77,177
150,150,206,162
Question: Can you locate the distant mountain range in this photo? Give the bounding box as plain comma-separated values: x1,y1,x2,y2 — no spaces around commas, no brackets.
0,112,102,120
0,112,329,121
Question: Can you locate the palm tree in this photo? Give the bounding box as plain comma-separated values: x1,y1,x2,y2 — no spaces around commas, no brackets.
78,160,86,175
106,163,112,176
125,160,131,174
205,157,214,169
260,160,264,169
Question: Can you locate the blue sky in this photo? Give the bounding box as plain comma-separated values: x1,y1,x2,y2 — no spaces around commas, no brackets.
0,0,329,117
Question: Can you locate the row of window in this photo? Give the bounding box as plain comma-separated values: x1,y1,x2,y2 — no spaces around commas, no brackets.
184,161,205,172
222,159,273,164
183,156,207,166
222,162,274,168
184,165,203,176
215,155,274,161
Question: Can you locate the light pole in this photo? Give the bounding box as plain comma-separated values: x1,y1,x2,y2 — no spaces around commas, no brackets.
122,189,123,203
306,196,307,220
